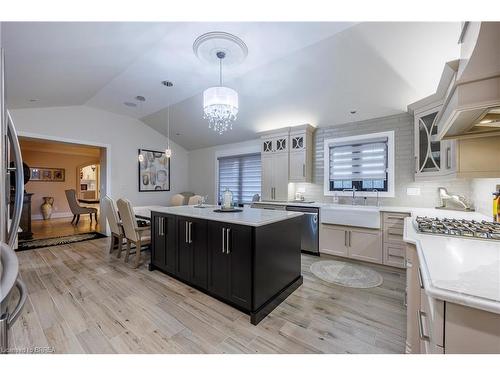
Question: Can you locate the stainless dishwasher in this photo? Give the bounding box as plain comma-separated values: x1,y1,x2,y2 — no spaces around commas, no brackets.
285,205,319,255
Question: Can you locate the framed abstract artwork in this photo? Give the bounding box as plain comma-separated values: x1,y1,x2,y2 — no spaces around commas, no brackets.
29,167,65,182
138,149,170,192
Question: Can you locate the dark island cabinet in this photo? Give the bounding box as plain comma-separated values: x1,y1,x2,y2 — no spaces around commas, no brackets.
150,211,302,325
177,216,208,289
151,213,178,275
207,221,252,310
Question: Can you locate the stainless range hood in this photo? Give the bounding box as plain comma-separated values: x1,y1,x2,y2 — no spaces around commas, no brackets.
436,22,500,140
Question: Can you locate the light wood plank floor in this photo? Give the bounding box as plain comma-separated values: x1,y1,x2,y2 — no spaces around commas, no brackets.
31,215,100,240
8,237,406,354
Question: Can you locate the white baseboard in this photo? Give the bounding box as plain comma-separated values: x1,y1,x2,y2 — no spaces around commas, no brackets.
32,212,74,221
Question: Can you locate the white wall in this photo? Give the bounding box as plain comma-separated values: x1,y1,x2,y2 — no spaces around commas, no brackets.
291,113,473,207
471,178,500,218
188,113,475,209
11,105,189,208
188,139,260,204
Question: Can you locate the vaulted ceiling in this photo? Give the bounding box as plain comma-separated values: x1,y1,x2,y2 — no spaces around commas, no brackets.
2,22,460,150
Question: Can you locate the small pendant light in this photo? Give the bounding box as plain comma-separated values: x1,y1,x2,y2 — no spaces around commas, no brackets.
162,80,174,158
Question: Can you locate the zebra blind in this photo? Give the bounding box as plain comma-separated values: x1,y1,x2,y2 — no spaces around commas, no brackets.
329,138,388,182
218,153,261,204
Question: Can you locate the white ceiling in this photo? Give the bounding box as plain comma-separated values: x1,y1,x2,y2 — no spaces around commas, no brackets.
2,22,460,150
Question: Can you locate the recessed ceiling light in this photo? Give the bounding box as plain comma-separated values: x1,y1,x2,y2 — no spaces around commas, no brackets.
124,102,137,107
28,99,39,102
350,110,357,114
161,80,174,87
175,133,181,136
135,95,146,102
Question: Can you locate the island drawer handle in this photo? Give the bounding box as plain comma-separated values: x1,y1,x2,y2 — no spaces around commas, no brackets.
417,310,430,341
222,227,226,253
226,228,231,254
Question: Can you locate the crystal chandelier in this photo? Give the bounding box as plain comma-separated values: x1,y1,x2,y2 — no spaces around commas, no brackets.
203,51,238,134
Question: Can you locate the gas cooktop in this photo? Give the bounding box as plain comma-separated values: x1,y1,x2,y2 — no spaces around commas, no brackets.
415,216,500,240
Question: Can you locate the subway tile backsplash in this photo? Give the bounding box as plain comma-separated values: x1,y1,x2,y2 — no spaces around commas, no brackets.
289,113,473,208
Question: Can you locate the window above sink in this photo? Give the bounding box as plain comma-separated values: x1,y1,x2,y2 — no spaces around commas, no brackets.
323,131,395,197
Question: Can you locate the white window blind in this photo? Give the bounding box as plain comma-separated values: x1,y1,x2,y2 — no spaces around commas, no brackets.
329,138,388,181
218,153,261,204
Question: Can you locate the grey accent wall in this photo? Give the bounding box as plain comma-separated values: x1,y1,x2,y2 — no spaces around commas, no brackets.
292,113,472,207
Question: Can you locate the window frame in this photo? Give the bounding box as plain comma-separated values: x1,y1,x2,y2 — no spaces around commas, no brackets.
323,131,395,198
214,144,261,204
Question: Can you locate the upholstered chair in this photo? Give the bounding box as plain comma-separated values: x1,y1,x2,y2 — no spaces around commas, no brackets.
65,189,98,225
187,195,203,205
102,196,125,258
169,194,185,206
116,198,151,268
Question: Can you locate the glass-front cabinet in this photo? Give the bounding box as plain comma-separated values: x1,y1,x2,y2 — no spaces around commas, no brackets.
414,106,456,180
261,134,289,154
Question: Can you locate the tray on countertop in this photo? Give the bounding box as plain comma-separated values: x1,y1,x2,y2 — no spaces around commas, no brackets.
213,208,243,213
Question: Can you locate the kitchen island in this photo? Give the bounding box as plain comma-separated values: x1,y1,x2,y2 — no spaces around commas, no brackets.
143,205,303,325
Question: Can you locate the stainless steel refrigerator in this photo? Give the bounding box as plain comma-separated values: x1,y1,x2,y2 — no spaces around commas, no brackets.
0,47,27,354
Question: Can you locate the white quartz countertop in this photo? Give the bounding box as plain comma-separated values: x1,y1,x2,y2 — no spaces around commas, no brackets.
134,205,303,227
252,201,323,208
404,212,500,314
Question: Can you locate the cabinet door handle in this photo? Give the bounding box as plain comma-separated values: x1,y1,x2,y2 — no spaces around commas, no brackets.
302,164,305,177
344,231,347,247
348,231,351,247
404,290,407,307
446,146,451,169
417,310,430,341
222,227,226,253
188,222,192,244
226,228,231,254
185,222,188,244
386,215,404,220
157,217,161,236
417,267,424,289
161,217,165,236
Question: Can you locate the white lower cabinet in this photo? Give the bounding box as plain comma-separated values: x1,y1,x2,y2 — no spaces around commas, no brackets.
406,243,500,354
319,224,348,257
348,227,383,264
319,224,382,265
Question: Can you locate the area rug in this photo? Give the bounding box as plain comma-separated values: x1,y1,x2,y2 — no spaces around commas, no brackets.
310,260,383,288
17,232,107,251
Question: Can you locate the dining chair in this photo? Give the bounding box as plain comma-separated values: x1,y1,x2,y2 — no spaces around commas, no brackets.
65,189,98,225
102,196,125,258
187,195,203,205
116,198,151,268
169,194,185,206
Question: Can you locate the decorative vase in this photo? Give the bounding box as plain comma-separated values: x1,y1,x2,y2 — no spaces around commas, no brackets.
41,196,54,220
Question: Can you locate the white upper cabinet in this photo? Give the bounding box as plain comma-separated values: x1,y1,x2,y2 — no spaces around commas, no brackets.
288,126,314,183
261,132,289,154
413,104,457,181
260,125,315,200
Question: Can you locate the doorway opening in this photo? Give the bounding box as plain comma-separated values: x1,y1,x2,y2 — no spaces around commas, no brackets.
18,136,107,241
